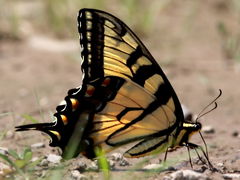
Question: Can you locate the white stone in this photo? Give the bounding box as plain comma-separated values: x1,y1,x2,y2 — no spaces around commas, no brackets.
46,154,62,164
108,160,115,169
31,142,45,149
77,161,87,170
71,170,88,180
119,158,130,166
40,159,49,166
143,164,164,170
171,170,183,180
87,161,99,171
223,173,240,179
216,162,224,167
0,147,8,155
202,126,215,134
170,170,208,180
110,153,122,161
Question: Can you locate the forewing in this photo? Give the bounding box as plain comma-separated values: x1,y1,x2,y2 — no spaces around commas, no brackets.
78,9,184,144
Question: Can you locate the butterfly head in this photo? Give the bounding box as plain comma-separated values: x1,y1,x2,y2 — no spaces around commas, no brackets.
182,121,202,139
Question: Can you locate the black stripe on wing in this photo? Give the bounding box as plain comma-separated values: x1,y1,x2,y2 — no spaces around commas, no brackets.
77,9,184,124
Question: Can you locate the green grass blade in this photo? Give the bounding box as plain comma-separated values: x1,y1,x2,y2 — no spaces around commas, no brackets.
22,114,39,124
23,148,32,163
0,153,26,178
95,147,110,180
8,149,21,159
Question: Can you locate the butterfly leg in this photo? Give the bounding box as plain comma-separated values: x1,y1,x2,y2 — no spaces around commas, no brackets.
186,142,214,170
193,147,206,165
164,147,169,162
186,145,193,168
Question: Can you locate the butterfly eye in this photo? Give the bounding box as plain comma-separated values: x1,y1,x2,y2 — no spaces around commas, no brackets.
60,114,68,125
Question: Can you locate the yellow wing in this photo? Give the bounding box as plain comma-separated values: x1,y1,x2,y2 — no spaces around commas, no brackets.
77,9,184,156
86,77,177,154
16,9,185,159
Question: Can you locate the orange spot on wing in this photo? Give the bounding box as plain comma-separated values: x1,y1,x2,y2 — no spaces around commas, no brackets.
70,98,79,111
85,85,95,97
101,78,111,87
49,130,61,140
60,114,68,125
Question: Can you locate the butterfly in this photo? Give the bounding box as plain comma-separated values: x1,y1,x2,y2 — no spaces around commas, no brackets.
16,9,214,164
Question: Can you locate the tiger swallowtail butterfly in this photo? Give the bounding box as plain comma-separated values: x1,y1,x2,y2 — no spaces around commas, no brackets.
16,8,208,162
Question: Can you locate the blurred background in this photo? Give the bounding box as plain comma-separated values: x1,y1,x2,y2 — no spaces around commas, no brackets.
0,0,240,178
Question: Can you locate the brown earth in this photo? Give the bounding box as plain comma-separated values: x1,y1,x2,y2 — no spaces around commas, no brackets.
0,0,240,179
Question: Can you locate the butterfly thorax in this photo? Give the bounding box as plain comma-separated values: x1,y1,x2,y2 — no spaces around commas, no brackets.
171,122,202,148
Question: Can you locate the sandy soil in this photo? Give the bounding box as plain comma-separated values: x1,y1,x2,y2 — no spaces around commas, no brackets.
0,1,239,179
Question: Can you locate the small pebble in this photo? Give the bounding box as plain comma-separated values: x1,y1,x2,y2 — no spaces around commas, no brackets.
0,147,8,155
87,160,99,171
40,159,49,167
46,154,62,164
232,131,239,137
168,170,209,180
119,158,130,166
71,170,88,180
170,170,183,180
202,126,215,134
31,142,45,149
195,166,208,173
77,161,87,172
162,176,171,180
216,162,224,167
110,153,122,161
108,160,115,169
223,173,240,179
216,162,227,172
0,162,12,175
143,163,164,170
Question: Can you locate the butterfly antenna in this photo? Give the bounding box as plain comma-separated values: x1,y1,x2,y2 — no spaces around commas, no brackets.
196,102,218,122
194,90,222,170
195,89,222,122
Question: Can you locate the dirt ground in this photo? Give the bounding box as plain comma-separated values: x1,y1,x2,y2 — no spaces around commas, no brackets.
0,1,240,179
